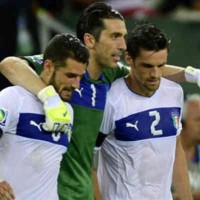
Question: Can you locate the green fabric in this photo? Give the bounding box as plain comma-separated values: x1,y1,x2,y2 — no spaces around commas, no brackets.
58,105,104,200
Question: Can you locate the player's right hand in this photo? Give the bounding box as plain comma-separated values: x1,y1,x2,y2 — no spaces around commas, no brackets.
37,85,71,132
0,180,15,200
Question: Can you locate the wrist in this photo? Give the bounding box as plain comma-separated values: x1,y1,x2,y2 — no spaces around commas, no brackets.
37,85,57,103
185,66,199,83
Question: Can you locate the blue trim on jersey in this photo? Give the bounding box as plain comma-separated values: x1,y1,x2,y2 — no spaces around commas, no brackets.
70,73,110,110
16,113,69,147
114,107,181,141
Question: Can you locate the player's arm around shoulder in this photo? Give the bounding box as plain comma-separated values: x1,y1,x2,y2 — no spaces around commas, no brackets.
0,56,46,95
163,64,200,88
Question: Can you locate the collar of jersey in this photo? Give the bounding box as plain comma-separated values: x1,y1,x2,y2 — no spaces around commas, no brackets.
83,69,107,83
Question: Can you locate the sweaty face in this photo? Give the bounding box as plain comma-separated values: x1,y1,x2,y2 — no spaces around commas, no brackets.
49,58,86,101
128,49,168,97
94,19,127,69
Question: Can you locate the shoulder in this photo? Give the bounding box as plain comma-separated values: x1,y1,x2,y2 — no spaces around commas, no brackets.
0,86,35,101
103,64,129,83
160,78,183,103
107,78,126,102
161,78,183,91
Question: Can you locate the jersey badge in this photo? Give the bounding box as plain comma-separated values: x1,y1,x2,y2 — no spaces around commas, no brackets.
0,108,9,126
171,112,180,129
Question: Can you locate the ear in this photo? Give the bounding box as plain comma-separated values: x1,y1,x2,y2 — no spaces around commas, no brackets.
43,60,55,77
84,33,95,49
125,52,134,65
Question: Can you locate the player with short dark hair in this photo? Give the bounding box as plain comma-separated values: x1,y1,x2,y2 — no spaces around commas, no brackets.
0,33,88,200
96,23,192,200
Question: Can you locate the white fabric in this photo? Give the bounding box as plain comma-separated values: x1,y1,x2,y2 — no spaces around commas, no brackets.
98,78,183,200
0,86,73,200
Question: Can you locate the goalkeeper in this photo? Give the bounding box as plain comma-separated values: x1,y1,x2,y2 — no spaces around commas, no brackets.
0,33,89,199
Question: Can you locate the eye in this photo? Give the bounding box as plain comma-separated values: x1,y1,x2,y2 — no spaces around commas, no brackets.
65,73,76,78
111,33,121,40
143,64,153,68
158,64,165,68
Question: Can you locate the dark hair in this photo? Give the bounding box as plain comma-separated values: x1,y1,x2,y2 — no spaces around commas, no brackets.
43,33,89,67
76,2,124,43
126,23,170,59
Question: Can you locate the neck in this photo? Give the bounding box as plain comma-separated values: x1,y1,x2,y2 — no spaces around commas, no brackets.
125,75,154,97
86,58,104,80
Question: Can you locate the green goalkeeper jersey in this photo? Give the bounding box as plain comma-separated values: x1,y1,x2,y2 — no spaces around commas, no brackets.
22,55,129,200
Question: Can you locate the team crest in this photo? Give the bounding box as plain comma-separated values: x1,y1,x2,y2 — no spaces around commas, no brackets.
0,108,9,126
171,112,180,129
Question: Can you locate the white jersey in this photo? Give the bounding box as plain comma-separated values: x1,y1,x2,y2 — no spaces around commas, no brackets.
0,86,73,200
98,78,183,200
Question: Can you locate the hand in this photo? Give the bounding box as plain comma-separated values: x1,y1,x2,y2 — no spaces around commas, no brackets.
185,66,200,87
37,85,71,132
0,180,15,200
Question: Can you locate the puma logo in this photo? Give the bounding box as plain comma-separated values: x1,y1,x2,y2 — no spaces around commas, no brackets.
75,88,83,97
63,110,68,117
30,120,42,132
126,121,139,131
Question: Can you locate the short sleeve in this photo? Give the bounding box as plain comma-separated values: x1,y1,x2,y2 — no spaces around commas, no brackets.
0,87,20,134
99,95,115,135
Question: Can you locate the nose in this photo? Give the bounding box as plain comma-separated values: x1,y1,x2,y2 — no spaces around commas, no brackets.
71,76,81,90
150,67,160,78
118,37,126,51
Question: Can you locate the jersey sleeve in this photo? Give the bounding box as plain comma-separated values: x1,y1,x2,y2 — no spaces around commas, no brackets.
20,54,44,75
0,87,20,134
177,88,184,136
99,95,115,135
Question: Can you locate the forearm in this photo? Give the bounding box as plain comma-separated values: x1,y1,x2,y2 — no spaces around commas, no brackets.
172,136,192,200
162,64,185,83
0,56,46,95
93,170,102,200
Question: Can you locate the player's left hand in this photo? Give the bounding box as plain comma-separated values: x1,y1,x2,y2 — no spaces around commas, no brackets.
0,180,15,200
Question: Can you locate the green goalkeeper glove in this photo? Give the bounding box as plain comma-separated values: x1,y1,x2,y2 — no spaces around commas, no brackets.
37,85,71,132
185,66,200,87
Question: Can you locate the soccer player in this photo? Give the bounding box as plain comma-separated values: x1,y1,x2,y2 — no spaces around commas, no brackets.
0,33,89,200
96,23,192,200
0,2,200,200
